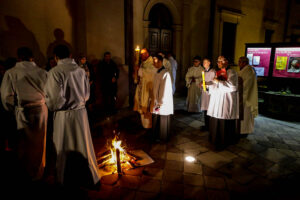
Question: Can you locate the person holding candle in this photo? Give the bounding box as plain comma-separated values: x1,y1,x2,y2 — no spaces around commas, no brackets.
185,56,204,112
206,56,239,150
133,46,140,84
133,48,157,129
200,58,216,131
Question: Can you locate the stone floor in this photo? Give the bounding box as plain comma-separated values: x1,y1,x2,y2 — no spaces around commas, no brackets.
2,96,300,200
88,96,300,200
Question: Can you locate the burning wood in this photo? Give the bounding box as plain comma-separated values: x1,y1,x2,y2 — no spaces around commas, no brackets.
97,136,141,174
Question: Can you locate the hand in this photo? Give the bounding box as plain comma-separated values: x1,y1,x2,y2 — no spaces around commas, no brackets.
213,78,219,84
112,77,116,83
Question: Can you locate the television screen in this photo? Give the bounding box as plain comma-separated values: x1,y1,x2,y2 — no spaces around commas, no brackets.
272,47,300,78
246,47,272,76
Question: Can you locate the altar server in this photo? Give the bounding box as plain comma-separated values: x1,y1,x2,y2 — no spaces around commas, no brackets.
151,54,173,142
1,47,48,180
185,56,204,112
44,45,100,187
207,56,239,150
200,58,216,130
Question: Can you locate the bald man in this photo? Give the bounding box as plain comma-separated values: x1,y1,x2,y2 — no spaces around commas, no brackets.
238,56,258,136
133,48,157,128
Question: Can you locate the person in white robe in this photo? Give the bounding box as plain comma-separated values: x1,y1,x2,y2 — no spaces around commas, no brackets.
167,53,178,94
1,47,48,180
238,56,258,135
134,48,157,129
151,55,173,142
185,56,204,112
200,58,216,130
158,52,172,75
207,56,239,150
44,45,100,187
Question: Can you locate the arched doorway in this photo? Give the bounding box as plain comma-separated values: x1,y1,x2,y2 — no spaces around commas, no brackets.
148,3,173,55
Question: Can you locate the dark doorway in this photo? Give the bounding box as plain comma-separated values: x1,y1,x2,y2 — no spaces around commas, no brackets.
265,29,274,43
148,4,173,55
221,22,237,64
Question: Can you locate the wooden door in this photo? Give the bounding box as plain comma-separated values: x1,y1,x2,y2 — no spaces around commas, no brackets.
149,28,160,55
149,28,172,55
160,29,172,53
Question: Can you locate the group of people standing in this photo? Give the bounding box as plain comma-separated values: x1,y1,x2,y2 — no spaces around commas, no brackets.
133,48,258,150
1,45,101,188
46,51,119,116
186,55,258,150
134,49,177,142
0,43,258,192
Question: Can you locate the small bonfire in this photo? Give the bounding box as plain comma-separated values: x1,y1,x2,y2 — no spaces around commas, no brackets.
97,134,144,176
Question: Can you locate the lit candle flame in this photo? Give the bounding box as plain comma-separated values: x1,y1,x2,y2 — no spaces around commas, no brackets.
135,45,140,51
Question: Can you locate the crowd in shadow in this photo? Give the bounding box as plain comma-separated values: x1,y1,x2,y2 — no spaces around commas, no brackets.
0,17,123,198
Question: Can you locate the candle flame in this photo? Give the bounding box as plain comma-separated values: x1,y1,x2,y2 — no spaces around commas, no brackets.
135,46,140,51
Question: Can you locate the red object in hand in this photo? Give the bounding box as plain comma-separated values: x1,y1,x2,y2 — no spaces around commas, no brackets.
155,106,160,112
216,68,228,81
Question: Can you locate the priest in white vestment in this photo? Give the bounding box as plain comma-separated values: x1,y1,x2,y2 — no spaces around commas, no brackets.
151,55,173,142
44,45,100,187
207,56,239,150
1,47,48,180
185,56,204,112
134,48,157,129
238,56,258,135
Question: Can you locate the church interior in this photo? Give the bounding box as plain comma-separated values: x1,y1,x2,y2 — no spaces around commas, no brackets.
1,0,300,199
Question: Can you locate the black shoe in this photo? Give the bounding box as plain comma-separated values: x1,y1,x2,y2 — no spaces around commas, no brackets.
239,134,248,138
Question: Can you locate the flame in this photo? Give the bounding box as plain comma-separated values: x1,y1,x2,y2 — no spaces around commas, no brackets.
110,137,125,163
135,45,140,51
106,136,132,173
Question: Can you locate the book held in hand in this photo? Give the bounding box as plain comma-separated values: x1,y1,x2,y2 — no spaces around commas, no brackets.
216,68,228,81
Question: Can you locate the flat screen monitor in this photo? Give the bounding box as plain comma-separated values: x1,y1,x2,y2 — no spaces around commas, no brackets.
272,47,300,78
246,47,272,77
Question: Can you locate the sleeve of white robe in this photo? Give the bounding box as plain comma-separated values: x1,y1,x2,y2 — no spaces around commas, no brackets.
215,69,238,93
185,67,193,88
44,70,65,111
84,73,90,102
0,72,15,112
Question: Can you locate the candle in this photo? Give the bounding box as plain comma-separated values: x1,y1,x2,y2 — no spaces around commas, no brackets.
134,46,140,84
116,148,122,174
202,71,206,91
135,46,140,65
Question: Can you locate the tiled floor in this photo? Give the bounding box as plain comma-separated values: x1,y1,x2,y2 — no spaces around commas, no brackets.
2,96,300,200
89,96,300,199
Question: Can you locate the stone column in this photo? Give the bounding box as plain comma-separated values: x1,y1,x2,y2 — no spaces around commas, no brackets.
179,1,192,93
